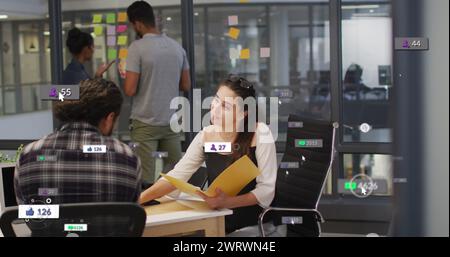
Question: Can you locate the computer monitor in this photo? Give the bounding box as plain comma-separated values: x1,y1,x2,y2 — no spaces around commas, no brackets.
0,164,18,212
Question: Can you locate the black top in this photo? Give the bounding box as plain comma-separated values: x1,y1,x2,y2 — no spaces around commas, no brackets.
62,59,91,85
204,147,262,233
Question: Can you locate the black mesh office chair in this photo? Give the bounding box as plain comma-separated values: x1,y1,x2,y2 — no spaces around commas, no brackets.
0,202,146,237
258,115,338,237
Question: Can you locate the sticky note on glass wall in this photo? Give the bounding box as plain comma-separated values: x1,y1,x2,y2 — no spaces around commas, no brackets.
107,25,116,35
229,48,240,59
107,49,117,60
118,12,127,22
93,25,103,36
117,25,127,33
93,14,102,23
107,36,116,47
228,15,238,26
240,48,250,59
117,35,128,46
119,48,128,59
260,47,270,58
106,13,116,24
228,27,240,40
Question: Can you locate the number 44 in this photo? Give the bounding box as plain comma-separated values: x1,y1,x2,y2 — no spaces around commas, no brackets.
411,40,421,47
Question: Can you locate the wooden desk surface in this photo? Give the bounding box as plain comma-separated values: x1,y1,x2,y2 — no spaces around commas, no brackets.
145,199,233,227
142,196,232,237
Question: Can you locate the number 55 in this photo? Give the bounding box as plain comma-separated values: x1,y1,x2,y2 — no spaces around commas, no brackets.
61,88,72,97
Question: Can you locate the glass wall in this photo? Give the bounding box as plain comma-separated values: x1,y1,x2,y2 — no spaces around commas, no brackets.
193,2,331,144
60,2,183,141
338,1,393,197
0,10,53,140
1,0,393,198
341,2,392,143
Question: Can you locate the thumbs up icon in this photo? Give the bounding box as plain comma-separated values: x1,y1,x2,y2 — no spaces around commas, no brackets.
25,207,34,216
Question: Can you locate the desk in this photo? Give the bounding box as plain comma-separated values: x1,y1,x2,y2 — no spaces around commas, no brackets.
143,198,232,237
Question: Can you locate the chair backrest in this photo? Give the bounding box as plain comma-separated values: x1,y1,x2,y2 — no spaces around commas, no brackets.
0,202,146,237
273,115,337,209
188,166,208,189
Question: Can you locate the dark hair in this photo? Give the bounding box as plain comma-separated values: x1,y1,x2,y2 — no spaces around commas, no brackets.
218,75,257,163
344,63,363,84
127,1,156,27
66,27,93,55
54,79,123,127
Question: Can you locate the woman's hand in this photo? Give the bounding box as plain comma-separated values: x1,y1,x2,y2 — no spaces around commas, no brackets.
197,188,230,209
95,60,115,78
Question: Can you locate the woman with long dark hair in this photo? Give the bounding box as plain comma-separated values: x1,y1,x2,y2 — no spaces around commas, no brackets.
139,75,277,233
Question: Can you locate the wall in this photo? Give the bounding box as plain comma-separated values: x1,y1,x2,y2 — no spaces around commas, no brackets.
422,0,449,237
0,110,53,140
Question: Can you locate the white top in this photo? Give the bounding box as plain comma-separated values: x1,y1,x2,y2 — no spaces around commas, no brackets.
162,123,277,207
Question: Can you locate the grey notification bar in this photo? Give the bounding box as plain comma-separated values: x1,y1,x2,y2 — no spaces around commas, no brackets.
40,85,80,101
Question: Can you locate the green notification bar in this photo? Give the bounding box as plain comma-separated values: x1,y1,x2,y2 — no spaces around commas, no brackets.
295,139,323,148
345,182,357,190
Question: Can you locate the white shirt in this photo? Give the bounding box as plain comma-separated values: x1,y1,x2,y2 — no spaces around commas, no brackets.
161,123,277,207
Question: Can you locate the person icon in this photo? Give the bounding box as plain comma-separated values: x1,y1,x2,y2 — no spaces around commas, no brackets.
402,39,410,48
49,87,58,98
210,144,217,152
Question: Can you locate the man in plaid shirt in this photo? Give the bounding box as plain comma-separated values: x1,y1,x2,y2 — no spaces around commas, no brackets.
14,79,142,206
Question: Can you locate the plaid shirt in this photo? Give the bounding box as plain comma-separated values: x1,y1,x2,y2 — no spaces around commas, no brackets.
14,122,142,205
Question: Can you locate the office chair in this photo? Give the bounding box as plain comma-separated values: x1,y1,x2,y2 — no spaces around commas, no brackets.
188,166,208,189
0,202,146,237
258,115,338,237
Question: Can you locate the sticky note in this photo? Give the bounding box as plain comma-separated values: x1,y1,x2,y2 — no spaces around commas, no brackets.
240,48,250,59
240,0,250,3
118,12,127,22
107,48,117,60
229,48,240,59
93,25,103,36
106,13,116,24
260,47,270,58
116,25,127,33
107,25,116,35
119,48,128,59
93,14,102,23
228,15,238,26
107,36,116,47
117,35,128,46
228,27,240,40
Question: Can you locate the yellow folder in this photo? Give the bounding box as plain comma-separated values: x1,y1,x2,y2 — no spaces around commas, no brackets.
162,155,260,198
